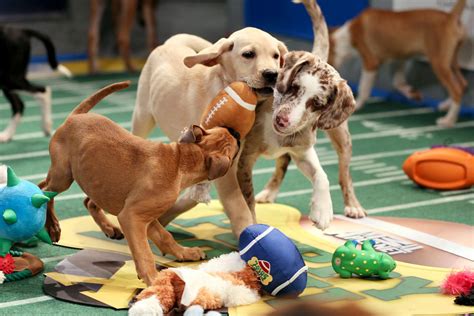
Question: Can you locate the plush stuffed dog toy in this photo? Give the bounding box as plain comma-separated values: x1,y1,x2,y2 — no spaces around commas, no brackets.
39,81,240,286
129,252,262,316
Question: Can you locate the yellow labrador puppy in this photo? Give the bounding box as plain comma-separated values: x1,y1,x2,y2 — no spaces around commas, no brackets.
130,28,288,236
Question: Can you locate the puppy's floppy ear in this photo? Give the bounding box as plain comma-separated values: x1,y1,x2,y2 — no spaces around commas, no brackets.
179,125,207,143
206,155,231,180
277,41,289,67
184,38,234,68
279,54,311,92
317,80,355,130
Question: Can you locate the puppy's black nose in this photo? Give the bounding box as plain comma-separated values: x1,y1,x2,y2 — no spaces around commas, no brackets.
262,69,278,84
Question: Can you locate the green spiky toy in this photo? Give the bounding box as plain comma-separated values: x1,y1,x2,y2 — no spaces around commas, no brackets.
332,240,396,279
0,167,56,256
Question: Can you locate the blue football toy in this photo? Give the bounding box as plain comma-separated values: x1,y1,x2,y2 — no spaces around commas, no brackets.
239,224,307,297
0,167,56,256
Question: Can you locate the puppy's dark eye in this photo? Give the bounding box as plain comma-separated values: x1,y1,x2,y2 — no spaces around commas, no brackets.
290,84,300,95
309,97,324,111
242,51,255,59
273,53,279,59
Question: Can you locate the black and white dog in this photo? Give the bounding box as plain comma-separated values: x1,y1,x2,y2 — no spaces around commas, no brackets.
0,26,71,142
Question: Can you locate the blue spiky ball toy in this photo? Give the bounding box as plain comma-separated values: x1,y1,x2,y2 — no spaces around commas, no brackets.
0,167,55,256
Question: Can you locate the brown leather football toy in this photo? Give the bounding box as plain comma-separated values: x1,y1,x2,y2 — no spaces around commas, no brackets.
201,81,258,139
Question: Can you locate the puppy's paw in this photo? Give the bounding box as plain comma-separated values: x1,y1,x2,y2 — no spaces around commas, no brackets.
436,116,455,128
408,89,422,101
396,85,422,101
438,98,452,112
344,206,367,219
43,125,52,137
46,220,61,243
175,246,206,262
0,132,12,143
129,295,163,316
184,305,205,316
255,188,278,203
309,201,333,230
103,225,124,240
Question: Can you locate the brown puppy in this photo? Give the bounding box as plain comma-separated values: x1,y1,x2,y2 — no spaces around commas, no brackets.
329,0,467,127
39,81,239,285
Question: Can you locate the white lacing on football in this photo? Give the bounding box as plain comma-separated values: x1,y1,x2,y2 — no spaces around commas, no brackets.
224,86,256,111
204,96,228,125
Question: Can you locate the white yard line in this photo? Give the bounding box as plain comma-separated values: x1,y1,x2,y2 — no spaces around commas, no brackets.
349,160,375,166
322,141,474,166
0,296,54,309
350,108,433,122
4,140,474,176
440,188,474,196
334,215,474,261
0,105,134,125
29,173,409,204
0,150,50,161
55,193,86,201
10,121,130,141
0,91,136,112
278,175,408,198
318,121,474,144
364,166,398,174
352,163,387,171
367,193,474,214
23,173,47,181
375,170,405,177
0,134,168,161
317,154,337,160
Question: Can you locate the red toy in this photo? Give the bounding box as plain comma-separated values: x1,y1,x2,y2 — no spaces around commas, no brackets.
441,270,474,306
403,147,474,190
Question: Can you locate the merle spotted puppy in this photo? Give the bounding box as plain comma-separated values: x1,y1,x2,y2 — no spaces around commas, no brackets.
237,50,356,229
0,26,71,142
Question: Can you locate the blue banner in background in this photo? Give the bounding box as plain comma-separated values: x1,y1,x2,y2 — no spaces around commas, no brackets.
244,0,369,39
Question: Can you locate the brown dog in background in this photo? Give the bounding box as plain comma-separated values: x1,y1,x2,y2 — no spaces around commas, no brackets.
88,0,157,73
39,81,240,285
329,0,467,127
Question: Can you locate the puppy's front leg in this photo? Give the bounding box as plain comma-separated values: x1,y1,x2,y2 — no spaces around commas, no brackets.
34,87,53,136
148,220,205,261
392,61,421,101
38,179,64,242
158,195,198,227
237,148,260,213
255,154,291,203
215,163,256,237
356,68,377,110
118,206,158,286
325,121,366,218
291,147,333,230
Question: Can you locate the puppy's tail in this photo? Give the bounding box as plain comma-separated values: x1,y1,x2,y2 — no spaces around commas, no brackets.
293,0,329,63
449,0,466,20
25,29,73,78
70,81,131,116
24,29,59,69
